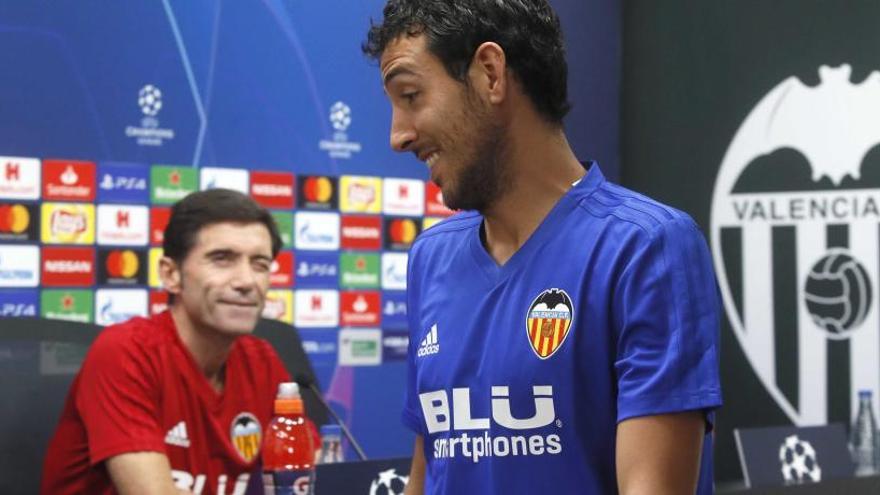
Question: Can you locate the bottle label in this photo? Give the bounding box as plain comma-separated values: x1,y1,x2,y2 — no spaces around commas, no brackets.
263,470,313,495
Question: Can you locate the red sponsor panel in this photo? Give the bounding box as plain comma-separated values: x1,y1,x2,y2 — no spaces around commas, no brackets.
340,290,380,326
250,171,295,208
42,160,96,201
150,207,171,246
41,247,95,286
270,251,294,287
341,215,382,250
425,181,454,217
150,290,168,315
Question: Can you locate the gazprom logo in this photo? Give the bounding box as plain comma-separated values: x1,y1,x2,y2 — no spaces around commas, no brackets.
294,212,339,250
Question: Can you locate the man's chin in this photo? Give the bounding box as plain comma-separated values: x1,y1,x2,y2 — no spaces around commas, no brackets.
215,307,261,335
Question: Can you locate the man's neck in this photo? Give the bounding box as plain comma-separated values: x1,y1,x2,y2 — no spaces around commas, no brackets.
481,125,584,266
170,305,235,393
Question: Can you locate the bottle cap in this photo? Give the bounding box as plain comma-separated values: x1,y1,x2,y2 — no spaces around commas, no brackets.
858,389,873,398
275,382,304,414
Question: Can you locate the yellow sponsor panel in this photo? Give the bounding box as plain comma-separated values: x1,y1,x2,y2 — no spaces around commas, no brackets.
41,203,95,244
148,248,164,288
339,175,382,213
264,290,294,324
423,217,443,231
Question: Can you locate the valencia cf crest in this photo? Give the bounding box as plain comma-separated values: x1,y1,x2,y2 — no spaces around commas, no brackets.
230,412,262,463
525,288,574,359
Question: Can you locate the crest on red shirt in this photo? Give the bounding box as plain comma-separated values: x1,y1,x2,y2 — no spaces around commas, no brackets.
525,288,575,359
230,412,262,462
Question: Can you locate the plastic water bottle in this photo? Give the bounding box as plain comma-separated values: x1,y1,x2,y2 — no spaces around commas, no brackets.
850,390,880,476
263,382,315,495
318,424,344,464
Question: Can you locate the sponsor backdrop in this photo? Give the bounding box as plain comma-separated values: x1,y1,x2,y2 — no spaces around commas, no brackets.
0,2,619,460
623,1,880,482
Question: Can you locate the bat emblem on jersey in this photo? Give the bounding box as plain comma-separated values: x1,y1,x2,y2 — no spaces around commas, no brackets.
525,288,574,359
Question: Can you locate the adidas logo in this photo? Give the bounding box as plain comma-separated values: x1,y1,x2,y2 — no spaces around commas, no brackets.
165,421,191,448
417,324,440,358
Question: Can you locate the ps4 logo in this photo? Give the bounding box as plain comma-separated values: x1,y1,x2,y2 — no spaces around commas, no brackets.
383,300,406,316
297,262,337,277
100,174,147,191
1,303,36,317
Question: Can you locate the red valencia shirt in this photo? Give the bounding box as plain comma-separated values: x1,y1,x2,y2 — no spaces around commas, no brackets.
41,311,290,495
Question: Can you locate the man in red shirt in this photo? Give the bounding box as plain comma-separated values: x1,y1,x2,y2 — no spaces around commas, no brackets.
42,189,292,495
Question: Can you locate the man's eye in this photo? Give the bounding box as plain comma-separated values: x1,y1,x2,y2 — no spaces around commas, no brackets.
402,91,419,103
253,261,271,273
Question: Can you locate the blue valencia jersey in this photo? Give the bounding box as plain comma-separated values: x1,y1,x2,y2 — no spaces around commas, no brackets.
402,164,722,494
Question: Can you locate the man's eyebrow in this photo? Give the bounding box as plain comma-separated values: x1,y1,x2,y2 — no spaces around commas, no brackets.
204,248,237,258
383,65,418,86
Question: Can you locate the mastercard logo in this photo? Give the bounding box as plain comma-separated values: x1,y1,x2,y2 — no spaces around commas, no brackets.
0,204,30,233
106,250,140,278
389,219,418,244
303,177,333,202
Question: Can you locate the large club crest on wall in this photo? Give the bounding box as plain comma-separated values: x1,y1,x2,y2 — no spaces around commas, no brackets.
710,65,880,425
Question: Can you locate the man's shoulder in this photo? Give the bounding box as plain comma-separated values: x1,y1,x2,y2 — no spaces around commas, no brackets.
575,180,700,238
412,211,481,250
89,313,172,358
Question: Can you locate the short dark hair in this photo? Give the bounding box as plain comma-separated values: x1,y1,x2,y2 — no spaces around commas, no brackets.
163,188,282,264
363,0,571,124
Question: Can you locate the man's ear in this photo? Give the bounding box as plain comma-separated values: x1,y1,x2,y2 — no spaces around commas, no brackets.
158,256,182,295
469,41,508,105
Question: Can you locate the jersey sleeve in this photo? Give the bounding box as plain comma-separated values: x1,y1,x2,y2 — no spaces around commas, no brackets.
401,244,426,436
75,329,166,464
613,215,723,424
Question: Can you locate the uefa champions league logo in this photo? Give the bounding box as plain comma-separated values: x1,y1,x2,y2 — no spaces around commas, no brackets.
319,100,362,159
138,84,163,117
369,468,408,495
126,83,175,146
778,435,821,484
330,101,352,132
710,64,880,425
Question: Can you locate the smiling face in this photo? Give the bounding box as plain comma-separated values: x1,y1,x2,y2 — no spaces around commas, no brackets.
381,34,509,212
161,221,273,338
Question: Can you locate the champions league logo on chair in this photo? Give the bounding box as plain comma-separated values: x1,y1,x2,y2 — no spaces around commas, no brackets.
778,435,821,485
711,64,880,425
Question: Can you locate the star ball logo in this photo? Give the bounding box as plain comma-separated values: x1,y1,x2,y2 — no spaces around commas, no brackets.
710,64,880,425
319,101,362,159
126,84,175,146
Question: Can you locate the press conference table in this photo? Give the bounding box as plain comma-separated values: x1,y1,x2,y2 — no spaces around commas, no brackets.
718,475,880,494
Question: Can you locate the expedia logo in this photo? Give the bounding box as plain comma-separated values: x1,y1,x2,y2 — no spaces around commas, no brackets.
230,412,262,463
710,64,880,425
420,385,562,463
525,289,574,359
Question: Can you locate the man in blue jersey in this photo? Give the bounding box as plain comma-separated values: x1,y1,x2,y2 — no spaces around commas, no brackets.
363,1,722,493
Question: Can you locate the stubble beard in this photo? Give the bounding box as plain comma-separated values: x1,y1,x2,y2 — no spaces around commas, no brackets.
441,93,510,213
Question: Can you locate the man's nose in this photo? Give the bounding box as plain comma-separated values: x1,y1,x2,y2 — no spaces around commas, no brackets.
390,110,416,152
